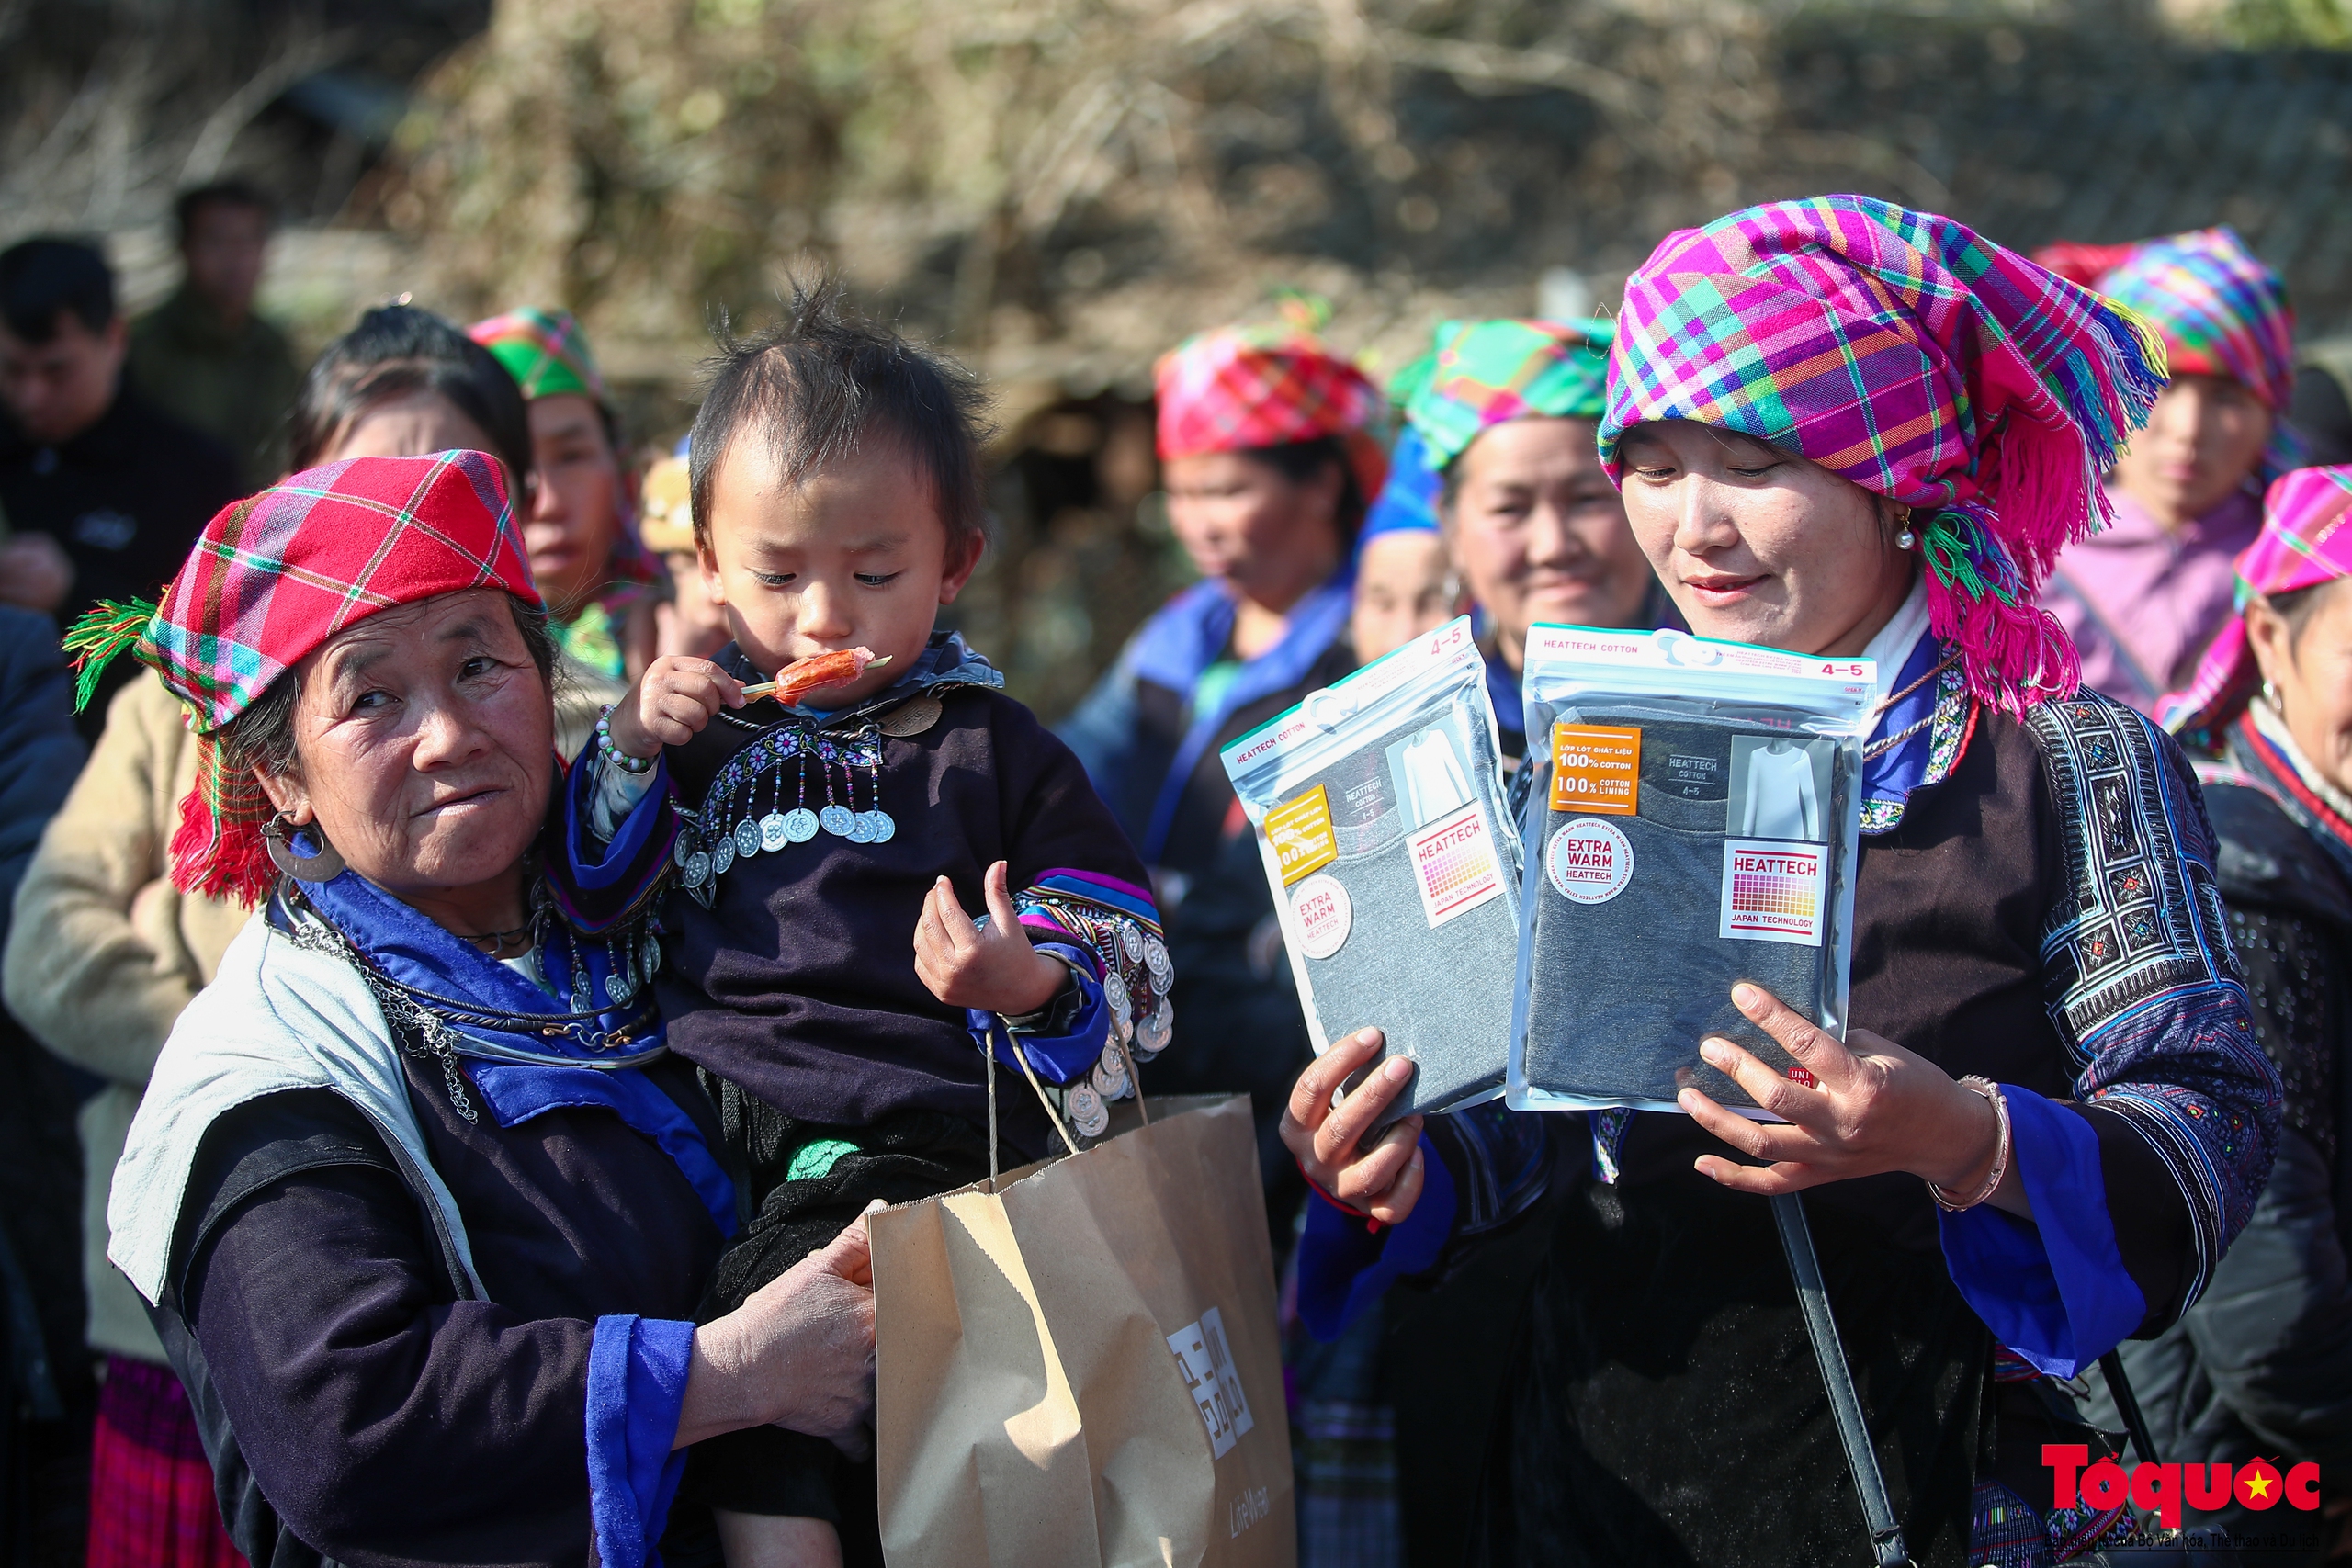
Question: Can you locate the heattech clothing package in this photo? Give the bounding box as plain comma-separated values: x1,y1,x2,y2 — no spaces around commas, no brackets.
1510,626,1875,1116
1223,617,1521,1122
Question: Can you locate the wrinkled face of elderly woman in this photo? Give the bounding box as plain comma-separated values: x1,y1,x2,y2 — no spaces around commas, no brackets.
254,587,554,912
1614,421,1916,658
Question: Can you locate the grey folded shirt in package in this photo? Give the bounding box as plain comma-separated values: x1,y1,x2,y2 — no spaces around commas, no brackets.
1508,625,1876,1117
1222,616,1521,1123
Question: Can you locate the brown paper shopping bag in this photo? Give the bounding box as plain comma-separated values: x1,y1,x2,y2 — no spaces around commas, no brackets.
870,1092,1295,1568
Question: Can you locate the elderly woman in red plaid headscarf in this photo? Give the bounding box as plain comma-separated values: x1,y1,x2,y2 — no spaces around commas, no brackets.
64,452,876,1568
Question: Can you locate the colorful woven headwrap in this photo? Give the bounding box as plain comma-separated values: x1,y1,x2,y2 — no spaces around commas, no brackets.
1393,317,1615,467
469,307,605,402
62,451,541,907
2068,230,2301,481
1600,194,2168,713
1155,306,1387,503
2161,465,2352,740
470,306,663,602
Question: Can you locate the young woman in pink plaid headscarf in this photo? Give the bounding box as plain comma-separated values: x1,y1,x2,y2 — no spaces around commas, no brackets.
1283,196,2281,1568
2038,229,2301,714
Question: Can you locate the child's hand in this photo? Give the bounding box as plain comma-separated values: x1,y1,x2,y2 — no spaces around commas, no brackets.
913,862,1067,1017
606,654,745,758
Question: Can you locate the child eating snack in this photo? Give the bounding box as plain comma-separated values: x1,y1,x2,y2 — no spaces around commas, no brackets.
561,288,1169,1566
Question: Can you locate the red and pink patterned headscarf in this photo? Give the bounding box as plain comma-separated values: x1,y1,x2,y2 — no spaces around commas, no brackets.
64,451,541,906
2039,229,2301,482
2162,465,2352,740
1156,309,1387,504
1599,194,2167,713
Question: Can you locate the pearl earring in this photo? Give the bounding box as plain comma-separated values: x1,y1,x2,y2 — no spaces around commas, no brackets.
2263,679,2282,710
1893,504,1917,551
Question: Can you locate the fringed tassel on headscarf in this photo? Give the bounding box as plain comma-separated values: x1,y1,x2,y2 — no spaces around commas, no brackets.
1919,505,2082,714
1927,293,2165,711
167,733,277,908
60,596,160,714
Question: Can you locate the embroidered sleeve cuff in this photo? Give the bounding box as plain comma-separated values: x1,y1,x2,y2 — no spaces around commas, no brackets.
549,749,678,934
589,748,662,843
1295,1134,1457,1343
585,1314,695,1568
967,944,1108,1086
1938,1086,2148,1379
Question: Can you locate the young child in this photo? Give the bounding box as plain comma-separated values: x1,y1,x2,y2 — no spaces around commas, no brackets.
560,290,1169,1565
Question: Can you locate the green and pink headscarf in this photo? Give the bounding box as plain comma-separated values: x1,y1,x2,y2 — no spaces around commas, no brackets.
1600,195,2167,713
2162,465,2352,741
469,307,662,674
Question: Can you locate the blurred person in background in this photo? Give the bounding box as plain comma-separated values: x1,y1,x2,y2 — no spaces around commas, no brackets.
2106,466,2352,1566
2039,230,2300,715
1057,305,1384,1237
0,604,91,1568
470,308,664,752
1291,317,1674,1568
0,238,241,739
1348,424,1466,664
638,446,732,660
2294,338,2352,468
4,300,533,1568
1400,318,1679,755
129,181,302,487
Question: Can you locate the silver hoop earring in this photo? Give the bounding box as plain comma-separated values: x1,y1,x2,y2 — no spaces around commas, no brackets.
2262,679,2282,712
265,813,345,882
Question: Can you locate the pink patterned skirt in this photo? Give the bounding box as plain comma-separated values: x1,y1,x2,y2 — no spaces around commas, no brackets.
86,1355,246,1568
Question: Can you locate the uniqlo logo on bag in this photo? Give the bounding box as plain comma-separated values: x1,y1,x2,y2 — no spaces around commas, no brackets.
1408,801,1505,927
1168,1307,1255,1460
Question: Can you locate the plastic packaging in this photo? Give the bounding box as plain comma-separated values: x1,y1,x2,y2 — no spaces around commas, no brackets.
1223,616,1521,1121
1509,625,1875,1116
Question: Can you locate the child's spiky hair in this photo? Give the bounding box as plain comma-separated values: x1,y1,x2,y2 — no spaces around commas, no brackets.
688,280,995,558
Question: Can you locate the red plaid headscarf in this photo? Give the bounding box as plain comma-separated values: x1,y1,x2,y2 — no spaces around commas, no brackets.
1155,311,1387,503
63,451,540,906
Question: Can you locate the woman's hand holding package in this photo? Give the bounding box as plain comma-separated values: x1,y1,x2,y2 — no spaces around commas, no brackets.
606,653,747,757
1279,1028,1428,1225
677,1208,880,1457
1679,983,2030,1219
912,860,1067,1016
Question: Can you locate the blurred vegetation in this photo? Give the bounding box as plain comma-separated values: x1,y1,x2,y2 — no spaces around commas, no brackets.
6,0,2351,712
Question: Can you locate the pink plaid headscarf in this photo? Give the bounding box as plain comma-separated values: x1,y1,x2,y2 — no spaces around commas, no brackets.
1156,311,1387,503
1600,195,2168,713
2162,465,2352,740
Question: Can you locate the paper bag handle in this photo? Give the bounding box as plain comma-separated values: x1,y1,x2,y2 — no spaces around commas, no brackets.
978,1023,1152,1192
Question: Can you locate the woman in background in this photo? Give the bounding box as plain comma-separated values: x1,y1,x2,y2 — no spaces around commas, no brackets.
1057,306,1385,1225
1391,316,1678,753
2041,230,2300,713
471,308,666,752
3,302,533,1568
2101,466,2352,1566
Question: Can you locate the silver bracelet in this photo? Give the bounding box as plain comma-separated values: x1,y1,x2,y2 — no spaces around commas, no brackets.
1927,1076,2010,1213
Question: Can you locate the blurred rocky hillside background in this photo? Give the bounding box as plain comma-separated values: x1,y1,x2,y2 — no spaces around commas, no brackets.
8,0,2352,713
